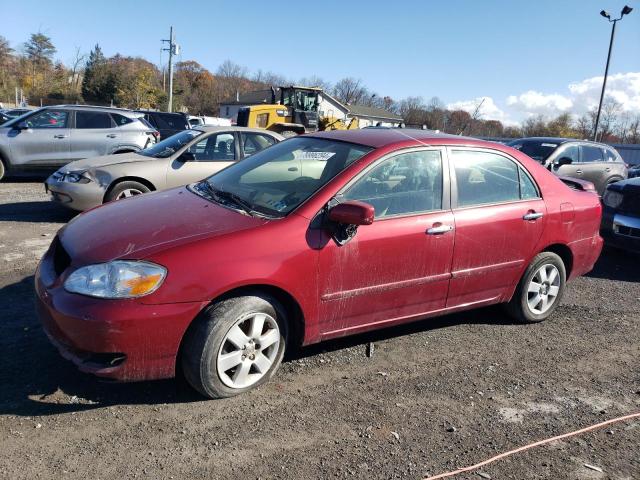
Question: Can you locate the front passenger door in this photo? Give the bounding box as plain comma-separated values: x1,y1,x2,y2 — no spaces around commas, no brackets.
7,109,71,167
317,148,454,334
166,132,238,188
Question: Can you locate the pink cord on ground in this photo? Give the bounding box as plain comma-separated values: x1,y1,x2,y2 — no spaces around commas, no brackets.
423,411,640,480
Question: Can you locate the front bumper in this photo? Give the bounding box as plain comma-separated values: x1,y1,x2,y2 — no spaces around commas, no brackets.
601,207,640,253
35,241,206,381
45,175,107,212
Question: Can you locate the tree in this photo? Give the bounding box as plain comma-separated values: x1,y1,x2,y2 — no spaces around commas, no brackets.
0,36,14,93
332,77,368,105
82,44,115,104
24,33,56,67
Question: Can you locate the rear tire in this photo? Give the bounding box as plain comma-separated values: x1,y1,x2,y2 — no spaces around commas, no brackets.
505,252,566,323
181,294,288,399
105,180,150,202
0,159,5,181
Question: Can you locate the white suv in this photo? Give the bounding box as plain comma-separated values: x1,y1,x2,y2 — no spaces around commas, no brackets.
0,105,158,180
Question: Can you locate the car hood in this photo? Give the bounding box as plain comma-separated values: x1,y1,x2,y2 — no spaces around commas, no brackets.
59,186,268,264
61,152,154,171
606,177,640,192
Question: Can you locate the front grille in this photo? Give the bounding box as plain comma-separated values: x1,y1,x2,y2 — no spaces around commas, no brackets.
52,237,71,276
615,225,640,238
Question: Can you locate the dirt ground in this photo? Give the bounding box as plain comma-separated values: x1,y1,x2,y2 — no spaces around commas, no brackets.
0,180,638,480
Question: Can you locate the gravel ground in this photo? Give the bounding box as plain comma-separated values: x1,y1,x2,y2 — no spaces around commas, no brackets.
0,180,638,480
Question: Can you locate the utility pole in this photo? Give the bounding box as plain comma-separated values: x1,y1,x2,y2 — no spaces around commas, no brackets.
162,26,179,112
593,6,633,141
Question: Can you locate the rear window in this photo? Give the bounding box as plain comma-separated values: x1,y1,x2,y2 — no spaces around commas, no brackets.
76,111,113,129
581,145,604,163
154,113,189,130
508,140,559,162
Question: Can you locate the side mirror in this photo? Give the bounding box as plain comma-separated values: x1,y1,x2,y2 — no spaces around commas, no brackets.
14,121,28,131
328,200,375,226
554,156,573,168
178,151,196,162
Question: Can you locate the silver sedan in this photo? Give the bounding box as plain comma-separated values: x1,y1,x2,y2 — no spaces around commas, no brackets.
45,126,283,211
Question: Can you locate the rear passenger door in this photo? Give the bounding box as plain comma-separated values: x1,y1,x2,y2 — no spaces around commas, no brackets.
448,148,546,307
166,132,238,188
69,110,116,160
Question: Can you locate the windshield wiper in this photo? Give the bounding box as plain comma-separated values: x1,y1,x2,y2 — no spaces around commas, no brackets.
199,182,255,216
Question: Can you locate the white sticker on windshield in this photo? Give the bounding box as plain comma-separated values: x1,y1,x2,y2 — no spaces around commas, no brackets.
293,151,336,161
541,143,558,148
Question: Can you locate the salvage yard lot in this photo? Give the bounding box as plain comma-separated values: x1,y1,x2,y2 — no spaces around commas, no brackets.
0,180,638,480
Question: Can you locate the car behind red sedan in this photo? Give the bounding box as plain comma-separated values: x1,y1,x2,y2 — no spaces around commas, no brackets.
35,129,603,398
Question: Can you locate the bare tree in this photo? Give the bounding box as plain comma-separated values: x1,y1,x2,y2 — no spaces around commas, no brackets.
69,47,86,93
216,59,248,79
332,77,368,105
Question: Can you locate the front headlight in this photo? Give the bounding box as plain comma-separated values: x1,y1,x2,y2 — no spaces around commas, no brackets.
603,190,623,209
63,171,90,183
64,261,167,298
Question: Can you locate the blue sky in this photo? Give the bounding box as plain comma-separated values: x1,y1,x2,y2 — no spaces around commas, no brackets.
2,0,639,123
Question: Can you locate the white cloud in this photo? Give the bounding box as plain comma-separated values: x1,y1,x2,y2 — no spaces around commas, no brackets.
506,90,573,116
567,72,640,113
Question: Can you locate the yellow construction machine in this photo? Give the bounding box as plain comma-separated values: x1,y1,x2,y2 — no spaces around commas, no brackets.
235,86,358,137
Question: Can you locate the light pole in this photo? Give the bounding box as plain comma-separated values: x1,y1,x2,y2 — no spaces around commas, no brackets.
593,5,633,141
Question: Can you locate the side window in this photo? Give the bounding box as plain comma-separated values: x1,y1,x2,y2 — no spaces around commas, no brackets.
111,113,134,126
25,110,68,129
452,150,521,207
343,150,443,219
76,111,113,129
189,133,236,161
519,167,539,199
242,133,276,156
580,145,604,163
159,113,188,130
559,145,580,163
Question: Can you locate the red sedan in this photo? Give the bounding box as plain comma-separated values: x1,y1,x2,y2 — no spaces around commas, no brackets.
35,129,603,398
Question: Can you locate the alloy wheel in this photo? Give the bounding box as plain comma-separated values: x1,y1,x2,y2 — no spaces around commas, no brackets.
216,312,280,389
116,188,143,199
527,264,561,315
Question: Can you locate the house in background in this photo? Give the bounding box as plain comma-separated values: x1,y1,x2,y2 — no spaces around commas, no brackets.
219,87,403,128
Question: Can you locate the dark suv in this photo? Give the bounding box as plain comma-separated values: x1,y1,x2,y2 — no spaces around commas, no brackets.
507,137,627,195
136,110,190,140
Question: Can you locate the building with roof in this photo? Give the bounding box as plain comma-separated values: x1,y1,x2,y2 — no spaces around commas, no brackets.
219,87,403,128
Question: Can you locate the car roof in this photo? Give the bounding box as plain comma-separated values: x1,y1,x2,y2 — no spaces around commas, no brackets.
193,126,283,136
307,128,505,150
513,137,611,148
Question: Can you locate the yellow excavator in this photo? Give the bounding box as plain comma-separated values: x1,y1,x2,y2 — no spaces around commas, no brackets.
235,86,358,137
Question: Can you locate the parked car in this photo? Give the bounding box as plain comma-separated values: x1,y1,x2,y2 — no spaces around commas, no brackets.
188,115,232,127
507,137,627,195
601,177,640,252
45,127,283,211
0,111,10,125
36,129,603,398
0,105,158,181
136,110,190,140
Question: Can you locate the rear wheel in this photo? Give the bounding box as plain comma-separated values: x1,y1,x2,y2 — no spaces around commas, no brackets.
505,252,566,323
0,158,5,181
181,294,288,399
105,180,150,202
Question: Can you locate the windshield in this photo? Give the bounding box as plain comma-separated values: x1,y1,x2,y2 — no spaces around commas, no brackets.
197,137,373,217
508,140,560,162
139,129,202,158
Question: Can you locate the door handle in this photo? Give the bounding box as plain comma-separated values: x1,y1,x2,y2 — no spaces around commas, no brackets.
107,134,117,138
523,212,544,221
575,169,583,174
605,167,611,172
288,167,298,171
53,134,67,139
427,224,454,235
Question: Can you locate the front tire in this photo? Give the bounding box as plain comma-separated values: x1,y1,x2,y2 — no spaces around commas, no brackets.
181,294,288,399
105,180,150,202
506,252,566,323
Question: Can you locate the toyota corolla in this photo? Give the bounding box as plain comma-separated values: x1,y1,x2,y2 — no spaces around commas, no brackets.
35,129,603,398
